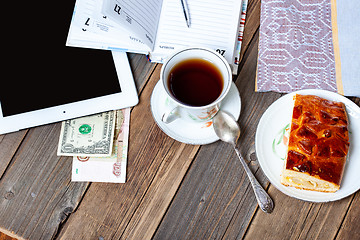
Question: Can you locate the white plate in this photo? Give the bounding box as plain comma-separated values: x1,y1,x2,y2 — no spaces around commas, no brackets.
151,80,241,145
256,89,360,202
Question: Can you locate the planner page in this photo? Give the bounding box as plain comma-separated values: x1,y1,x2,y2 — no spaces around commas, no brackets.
103,0,163,48
151,0,242,64
67,0,150,53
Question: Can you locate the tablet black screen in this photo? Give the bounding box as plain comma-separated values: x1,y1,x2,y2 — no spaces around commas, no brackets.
0,1,121,117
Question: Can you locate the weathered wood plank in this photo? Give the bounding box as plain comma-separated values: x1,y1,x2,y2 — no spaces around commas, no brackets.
243,185,353,240
335,191,360,239
0,130,27,178
0,124,88,240
57,64,201,239
120,142,199,239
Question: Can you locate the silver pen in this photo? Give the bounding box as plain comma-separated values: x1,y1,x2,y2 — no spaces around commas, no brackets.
180,0,191,28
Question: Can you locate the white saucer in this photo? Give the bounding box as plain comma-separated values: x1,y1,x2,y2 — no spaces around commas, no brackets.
151,80,241,145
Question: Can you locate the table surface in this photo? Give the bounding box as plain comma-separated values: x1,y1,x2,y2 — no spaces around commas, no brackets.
1,0,360,239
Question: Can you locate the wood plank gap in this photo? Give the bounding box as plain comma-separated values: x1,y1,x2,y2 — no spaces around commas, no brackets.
333,194,356,240
204,168,250,238
48,183,86,240
129,64,158,115
43,185,73,240
240,173,273,240
222,181,260,240
119,143,200,239
219,149,268,239
188,148,236,238
237,26,259,75
220,184,255,239
19,157,71,239
151,145,203,239
118,138,178,239
0,130,29,180
51,180,92,240
297,204,320,240
238,188,266,239
129,63,160,117
135,63,161,97
48,188,74,240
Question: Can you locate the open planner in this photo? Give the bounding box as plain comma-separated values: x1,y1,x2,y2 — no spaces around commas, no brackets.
67,0,247,73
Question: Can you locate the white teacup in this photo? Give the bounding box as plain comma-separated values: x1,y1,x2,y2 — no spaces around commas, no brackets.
160,47,232,123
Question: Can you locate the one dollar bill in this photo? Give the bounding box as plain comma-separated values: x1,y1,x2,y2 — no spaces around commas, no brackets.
57,111,116,157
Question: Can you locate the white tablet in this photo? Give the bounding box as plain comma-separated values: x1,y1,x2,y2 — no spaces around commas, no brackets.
0,1,138,134
0,51,138,135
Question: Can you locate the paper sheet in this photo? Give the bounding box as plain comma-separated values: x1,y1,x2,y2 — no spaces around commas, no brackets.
102,0,163,47
151,0,242,64
67,0,151,52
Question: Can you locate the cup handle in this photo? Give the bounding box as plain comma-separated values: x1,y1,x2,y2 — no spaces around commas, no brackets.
161,105,181,124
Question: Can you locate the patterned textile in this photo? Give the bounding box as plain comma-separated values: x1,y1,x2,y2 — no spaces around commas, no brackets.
257,0,337,93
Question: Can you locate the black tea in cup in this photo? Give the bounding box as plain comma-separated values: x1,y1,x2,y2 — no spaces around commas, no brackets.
167,58,224,107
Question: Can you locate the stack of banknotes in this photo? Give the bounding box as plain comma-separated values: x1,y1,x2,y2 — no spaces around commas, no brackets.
57,109,130,183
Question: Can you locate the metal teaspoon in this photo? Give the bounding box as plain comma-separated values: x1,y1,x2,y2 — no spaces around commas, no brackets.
212,110,274,213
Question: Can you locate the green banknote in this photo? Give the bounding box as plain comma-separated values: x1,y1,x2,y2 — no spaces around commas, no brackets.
57,111,116,157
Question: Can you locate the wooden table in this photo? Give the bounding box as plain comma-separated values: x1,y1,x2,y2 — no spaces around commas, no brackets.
1,0,359,239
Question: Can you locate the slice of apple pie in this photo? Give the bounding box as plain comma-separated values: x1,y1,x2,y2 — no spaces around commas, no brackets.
281,94,349,192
